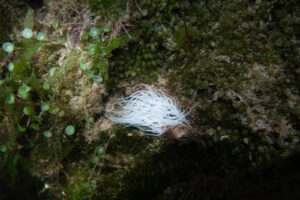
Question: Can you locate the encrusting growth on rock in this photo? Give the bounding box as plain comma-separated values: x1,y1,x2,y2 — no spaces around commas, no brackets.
106,84,190,136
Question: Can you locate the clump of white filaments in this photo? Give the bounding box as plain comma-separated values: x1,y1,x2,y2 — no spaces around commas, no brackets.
106,85,189,136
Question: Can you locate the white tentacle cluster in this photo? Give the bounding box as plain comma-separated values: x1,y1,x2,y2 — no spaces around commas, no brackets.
106,85,189,136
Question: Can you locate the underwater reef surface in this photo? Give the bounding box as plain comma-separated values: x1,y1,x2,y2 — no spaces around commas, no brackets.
0,0,299,199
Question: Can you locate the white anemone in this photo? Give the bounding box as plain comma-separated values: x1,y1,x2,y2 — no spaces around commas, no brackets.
106,85,189,136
